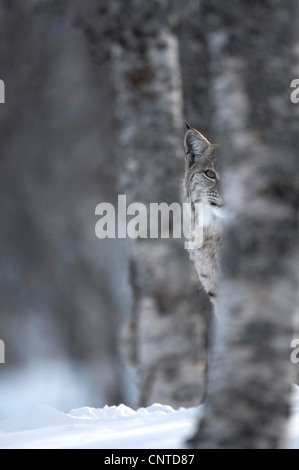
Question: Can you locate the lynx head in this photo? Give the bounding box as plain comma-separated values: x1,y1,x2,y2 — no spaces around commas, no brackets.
183,125,223,209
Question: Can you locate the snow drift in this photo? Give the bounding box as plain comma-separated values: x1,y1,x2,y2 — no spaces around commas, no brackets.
0,387,298,449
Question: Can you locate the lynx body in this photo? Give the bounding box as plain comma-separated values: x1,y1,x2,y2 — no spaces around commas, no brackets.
183,126,224,305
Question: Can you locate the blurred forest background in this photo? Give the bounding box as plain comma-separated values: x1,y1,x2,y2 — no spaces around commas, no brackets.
0,0,213,418
1,2,298,443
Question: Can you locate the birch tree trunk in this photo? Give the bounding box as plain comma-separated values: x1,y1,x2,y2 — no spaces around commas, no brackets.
177,0,212,138
108,0,211,407
190,0,299,448
0,0,122,406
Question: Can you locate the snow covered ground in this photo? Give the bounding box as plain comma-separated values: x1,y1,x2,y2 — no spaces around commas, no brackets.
0,386,298,449
0,403,199,449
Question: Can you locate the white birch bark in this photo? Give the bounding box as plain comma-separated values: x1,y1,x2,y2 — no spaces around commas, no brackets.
190,0,299,448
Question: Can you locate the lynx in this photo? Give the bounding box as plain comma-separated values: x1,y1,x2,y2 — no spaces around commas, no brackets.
183,124,224,306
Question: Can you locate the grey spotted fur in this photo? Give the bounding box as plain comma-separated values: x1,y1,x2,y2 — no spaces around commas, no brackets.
183,126,224,305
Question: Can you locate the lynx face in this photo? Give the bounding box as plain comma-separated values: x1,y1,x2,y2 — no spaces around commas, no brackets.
183,128,223,212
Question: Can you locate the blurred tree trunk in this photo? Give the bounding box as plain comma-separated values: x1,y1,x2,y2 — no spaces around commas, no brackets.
190,0,299,448
177,0,212,138
0,0,122,406
108,0,211,407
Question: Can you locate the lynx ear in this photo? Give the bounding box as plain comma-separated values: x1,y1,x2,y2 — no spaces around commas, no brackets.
184,128,211,158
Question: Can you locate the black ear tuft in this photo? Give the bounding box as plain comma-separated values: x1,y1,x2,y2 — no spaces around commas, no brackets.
184,119,191,130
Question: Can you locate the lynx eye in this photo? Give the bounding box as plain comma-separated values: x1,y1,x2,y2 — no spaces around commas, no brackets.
205,169,216,179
